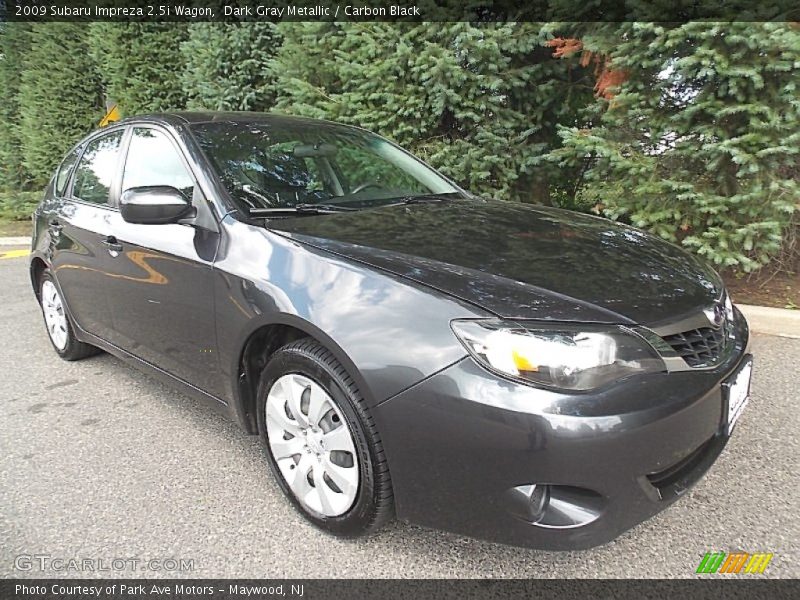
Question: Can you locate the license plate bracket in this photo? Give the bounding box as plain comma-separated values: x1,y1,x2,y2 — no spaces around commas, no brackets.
722,355,753,436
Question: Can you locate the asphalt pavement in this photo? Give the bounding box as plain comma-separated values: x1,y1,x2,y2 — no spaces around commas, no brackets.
0,252,797,579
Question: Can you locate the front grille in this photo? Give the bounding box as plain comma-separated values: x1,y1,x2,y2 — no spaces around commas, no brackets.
662,324,727,367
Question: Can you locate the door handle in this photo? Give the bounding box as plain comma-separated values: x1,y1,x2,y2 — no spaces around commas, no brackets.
101,236,123,255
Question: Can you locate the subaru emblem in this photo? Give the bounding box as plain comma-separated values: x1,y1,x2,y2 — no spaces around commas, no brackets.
703,303,725,328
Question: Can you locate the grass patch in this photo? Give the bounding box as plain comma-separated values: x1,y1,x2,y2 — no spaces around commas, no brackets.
0,190,41,222
0,218,32,237
0,190,39,237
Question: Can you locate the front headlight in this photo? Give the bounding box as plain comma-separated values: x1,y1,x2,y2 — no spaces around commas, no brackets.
451,319,665,391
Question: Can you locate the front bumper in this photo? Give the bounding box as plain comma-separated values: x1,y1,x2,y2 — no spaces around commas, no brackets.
373,311,750,550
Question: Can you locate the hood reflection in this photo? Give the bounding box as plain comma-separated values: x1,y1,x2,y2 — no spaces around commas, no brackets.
272,200,723,326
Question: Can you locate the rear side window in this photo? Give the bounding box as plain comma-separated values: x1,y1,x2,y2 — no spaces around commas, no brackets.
55,148,81,196
72,130,124,205
122,128,194,197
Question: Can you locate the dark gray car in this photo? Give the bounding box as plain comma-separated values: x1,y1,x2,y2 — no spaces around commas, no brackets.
30,112,752,550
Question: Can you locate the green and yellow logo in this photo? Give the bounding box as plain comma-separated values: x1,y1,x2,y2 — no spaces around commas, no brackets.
696,551,773,574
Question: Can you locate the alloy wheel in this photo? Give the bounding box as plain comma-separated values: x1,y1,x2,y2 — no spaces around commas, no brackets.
265,373,359,517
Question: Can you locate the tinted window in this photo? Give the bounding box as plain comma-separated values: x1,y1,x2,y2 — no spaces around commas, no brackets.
122,128,194,196
55,148,81,196
72,131,124,205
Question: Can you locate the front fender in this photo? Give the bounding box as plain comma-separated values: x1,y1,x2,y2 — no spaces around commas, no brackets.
212,218,484,412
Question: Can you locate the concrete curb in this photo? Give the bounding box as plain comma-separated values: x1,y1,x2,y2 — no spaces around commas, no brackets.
0,236,31,246
738,304,800,339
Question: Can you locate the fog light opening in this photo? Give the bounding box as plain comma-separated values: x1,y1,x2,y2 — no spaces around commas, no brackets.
528,484,551,522
504,483,605,528
505,483,551,523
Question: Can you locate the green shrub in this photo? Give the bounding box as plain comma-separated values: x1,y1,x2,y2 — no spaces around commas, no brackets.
0,190,42,221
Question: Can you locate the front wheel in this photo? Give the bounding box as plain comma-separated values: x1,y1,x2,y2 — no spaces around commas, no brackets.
38,269,99,361
256,338,394,537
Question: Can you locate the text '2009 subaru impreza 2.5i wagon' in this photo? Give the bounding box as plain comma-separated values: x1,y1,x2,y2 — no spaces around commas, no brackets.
30,112,752,550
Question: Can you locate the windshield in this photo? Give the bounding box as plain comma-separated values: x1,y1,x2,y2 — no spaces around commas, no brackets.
190,120,459,212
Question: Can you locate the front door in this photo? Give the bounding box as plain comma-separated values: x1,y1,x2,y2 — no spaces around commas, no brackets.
103,126,222,396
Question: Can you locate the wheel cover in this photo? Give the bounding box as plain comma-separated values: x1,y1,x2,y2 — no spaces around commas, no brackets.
41,280,69,350
265,374,360,517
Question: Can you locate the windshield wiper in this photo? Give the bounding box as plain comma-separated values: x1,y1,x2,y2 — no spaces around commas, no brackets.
392,193,463,206
248,203,358,217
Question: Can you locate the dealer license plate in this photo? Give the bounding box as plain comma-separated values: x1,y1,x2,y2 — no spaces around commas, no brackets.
723,356,752,435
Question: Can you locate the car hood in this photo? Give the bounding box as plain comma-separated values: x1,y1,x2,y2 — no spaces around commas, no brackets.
270,200,723,326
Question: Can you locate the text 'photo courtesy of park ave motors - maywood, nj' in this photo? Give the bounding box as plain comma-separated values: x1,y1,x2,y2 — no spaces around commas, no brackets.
34,4,422,18
14,583,305,598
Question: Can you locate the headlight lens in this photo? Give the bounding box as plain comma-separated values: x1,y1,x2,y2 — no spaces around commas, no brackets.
451,319,665,391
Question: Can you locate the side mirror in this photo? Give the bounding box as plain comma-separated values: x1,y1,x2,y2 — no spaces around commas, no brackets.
120,186,194,225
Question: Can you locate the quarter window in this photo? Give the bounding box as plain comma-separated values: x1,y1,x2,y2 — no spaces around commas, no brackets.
72,130,124,205
55,148,81,196
122,128,194,197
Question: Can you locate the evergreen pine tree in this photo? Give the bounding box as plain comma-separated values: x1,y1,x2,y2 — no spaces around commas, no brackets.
0,22,32,190
182,22,281,111
17,23,103,187
273,23,593,204
88,23,188,115
549,22,800,270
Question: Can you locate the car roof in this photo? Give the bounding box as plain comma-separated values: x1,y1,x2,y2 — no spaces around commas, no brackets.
115,111,344,129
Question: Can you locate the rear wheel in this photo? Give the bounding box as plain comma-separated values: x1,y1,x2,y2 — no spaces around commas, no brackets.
257,338,394,536
39,269,98,361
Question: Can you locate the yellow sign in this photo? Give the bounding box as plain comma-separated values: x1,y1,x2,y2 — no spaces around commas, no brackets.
99,104,121,127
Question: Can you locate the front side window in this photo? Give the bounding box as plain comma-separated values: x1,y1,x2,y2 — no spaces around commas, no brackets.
122,128,194,197
55,148,81,196
190,121,457,211
72,130,124,205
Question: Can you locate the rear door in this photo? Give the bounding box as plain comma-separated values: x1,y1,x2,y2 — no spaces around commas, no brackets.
50,128,126,341
104,125,222,395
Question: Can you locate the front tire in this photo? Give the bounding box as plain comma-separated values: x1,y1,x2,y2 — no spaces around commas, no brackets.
257,338,394,537
38,269,98,361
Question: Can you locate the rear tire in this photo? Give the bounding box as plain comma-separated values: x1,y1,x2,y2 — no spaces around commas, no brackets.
38,269,99,361
256,338,394,537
